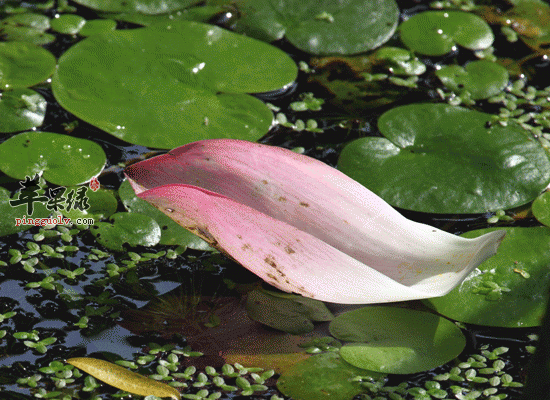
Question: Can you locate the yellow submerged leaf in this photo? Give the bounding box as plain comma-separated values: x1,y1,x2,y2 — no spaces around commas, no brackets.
66,357,181,399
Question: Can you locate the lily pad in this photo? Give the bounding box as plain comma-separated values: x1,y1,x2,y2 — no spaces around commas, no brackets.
52,21,297,149
337,103,550,213
0,13,55,45
61,187,117,222
78,19,117,36
91,212,161,251
426,227,550,327
277,352,380,400
50,14,86,35
246,289,333,334
0,88,47,133
0,186,50,237
103,6,222,26
329,306,466,374
502,0,550,55
0,41,56,89
234,0,399,55
399,11,494,56
119,179,210,249
0,131,106,186
435,60,509,100
532,191,550,226
72,0,200,14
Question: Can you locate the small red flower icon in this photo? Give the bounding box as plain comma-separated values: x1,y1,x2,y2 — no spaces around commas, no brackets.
89,177,100,192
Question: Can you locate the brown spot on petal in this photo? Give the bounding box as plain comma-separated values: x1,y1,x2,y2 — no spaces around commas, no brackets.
278,196,287,202
264,256,277,268
261,180,268,185
187,226,218,247
237,234,242,239
241,244,251,251
299,202,309,207
284,246,295,254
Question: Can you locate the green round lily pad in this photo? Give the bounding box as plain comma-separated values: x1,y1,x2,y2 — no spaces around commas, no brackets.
337,103,550,213
0,131,106,186
119,179,210,248
52,21,297,149
235,0,399,55
277,352,381,400
399,11,494,56
91,212,161,251
0,41,56,89
329,306,465,374
246,289,333,335
73,0,200,14
50,14,86,35
0,186,50,237
0,13,55,45
426,227,550,328
435,60,509,100
61,187,117,222
533,191,550,227
0,88,47,133
78,19,117,36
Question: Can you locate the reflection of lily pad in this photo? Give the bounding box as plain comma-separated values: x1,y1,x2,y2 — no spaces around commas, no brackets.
399,11,494,56
337,103,550,213
329,306,465,374
246,289,333,334
52,21,297,149
277,352,379,400
0,88,47,133
0,13,55,45
73,0,200,14
435,60,509,100
234,0,399,55
50,14,86,35
0,41,56,89
119,179,210,249
426,227,550,328
0,131,106,186
91,212,161,251
0,186,50,237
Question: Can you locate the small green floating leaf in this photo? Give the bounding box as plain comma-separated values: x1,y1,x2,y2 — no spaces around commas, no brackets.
246,289,333,334
277,352,381,400
532,190,550,226
91,212,161,251
329,306,465,374
50,14,86,35
66,357,181,399
0,41,56,89
234,0,399,55
399,11,494,56
0,131,106,186
0,88,47,133
337,103,550,213
0,13,55,45
52,21,297,149
435,60,509,100
426,227,550,327
119,179,210,249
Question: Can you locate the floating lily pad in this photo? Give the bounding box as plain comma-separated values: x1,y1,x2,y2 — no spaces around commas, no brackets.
426,227,550,327
50,14,86,35
78,19,117,36
532,191,550,226
329,306,466,374
0,131,106,186
399,11,494,56
119,179,210,249
73,0,200,14
0,41,56,89
277,352,380,400
52,21,297,149
0,88,47,133
436,60,509,100
104,6,222,26
0,186,49,237
246,289,333,334
234,0,399,55
61,187,117,222
337,103,550,213
0,13,55,45
373,46,426,76
91,212,161,251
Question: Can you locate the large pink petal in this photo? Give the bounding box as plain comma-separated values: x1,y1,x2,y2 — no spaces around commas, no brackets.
125,139,505,294
133,183,503,304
